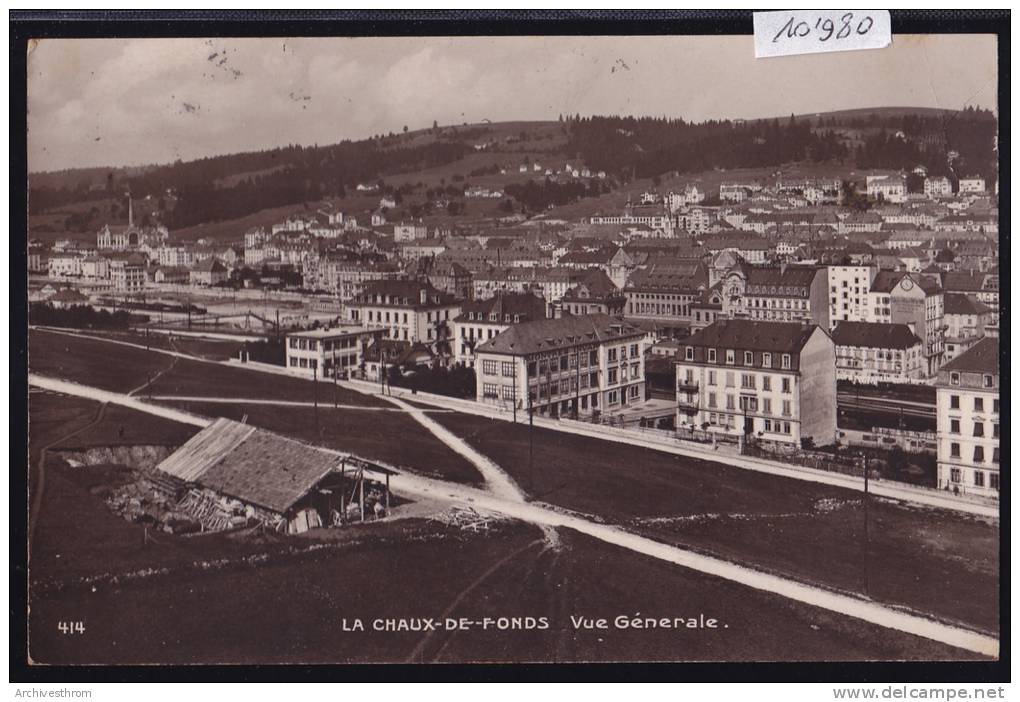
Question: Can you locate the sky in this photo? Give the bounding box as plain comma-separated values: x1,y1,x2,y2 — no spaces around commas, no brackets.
26,34,998,173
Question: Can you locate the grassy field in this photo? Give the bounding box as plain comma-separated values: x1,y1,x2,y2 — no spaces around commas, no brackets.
426,412,999,633
29,328,386,408
158,400,482,485
28,472,979,666
29,329,174,394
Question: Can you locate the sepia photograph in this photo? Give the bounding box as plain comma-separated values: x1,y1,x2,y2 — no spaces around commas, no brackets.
13,11,1005,679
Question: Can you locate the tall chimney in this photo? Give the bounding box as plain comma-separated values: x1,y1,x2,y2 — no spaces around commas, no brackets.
128,192,133,228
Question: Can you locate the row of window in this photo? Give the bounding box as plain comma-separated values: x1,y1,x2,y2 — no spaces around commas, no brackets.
948,467,1000,489
947,444,1000,463
948,372,996,388
481,360,516,378
684,369,793,394
946,419,1000,438
706,392,793,417
686,347,793,369
947,395,999,413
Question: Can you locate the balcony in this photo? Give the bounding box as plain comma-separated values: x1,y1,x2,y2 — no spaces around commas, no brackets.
677,378,700,392
677,394,700,414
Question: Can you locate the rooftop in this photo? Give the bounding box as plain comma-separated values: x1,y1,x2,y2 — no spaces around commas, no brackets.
940,336,999,376
831,321,921,350
686,319,822,354
476,313,644,356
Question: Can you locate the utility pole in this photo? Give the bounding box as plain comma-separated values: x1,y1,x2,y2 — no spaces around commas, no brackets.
313,363,319,436
862,451,870,598
528,388,535,493
512,361,517,424
333,354,338,409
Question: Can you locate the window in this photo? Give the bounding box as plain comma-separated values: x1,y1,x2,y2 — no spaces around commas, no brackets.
781,354,791,369
708,392,717,408
608,390,619,405
685,347,694,361
527,361,537,377
482,383,499,399
990,472,1000,489
950,467,961,483
993,399,1000,414
950,442,960,458
782,400,792,417
993,423,999,439
974,470,985,488
744,351,753,365
762,353,772,368
950,395,960,410
974,397,984,412
950,419,960,434
725,349,735,364
708,370,716,386
726,395,735,410
973,446,985,463
608,348,618,362
762,375,772,392
502,362,515,378
992,448,1000,465
629,385,640,399
973,422,984,437
740,373,756,390
560,356,569,371
707,349,717,363
608,369,618,384
950,372,960,386
630,344,639,357
725,372,735,388
482,360,498,375
781,377,791,394
501,385,515,400
983,374,993,388
762,398,772,414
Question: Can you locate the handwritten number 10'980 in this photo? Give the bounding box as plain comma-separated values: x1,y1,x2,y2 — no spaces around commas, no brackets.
772,13,874,43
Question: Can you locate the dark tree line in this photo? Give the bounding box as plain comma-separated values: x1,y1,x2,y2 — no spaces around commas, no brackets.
504,178,612,212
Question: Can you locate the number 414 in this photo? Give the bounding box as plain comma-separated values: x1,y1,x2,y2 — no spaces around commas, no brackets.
58,621,86,635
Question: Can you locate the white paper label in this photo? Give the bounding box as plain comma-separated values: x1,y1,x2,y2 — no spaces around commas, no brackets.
754,10,892,59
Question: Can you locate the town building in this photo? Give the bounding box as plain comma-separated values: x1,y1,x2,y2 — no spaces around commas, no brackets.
284,326,383,379
674,320,837,447
831,321,924,384
560,270,626,317
346,280,461,347
943,293,996,363
957,176,987,194
935,337,999,496
865,271,945,376
473,313,647,418
190,258,229,287
924,176,952,198
826,265,877,328
866,174,907,203
452,292,548,367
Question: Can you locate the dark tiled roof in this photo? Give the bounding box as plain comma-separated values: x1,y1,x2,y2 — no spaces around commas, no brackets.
944,293,992,316
831,321,921,349
476,313,643,356
940,336,999,375
456,292,547,323
686,319,821,354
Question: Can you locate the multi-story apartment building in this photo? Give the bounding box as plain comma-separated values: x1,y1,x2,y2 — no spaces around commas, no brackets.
830,321,924,384
957,176,986,193
718,265,829,328
826,265,877,328
284,326,383,379
347,280,461,347
110,255,147,293
935,337,999,496
393,222,428,242
48,253,83,278
866,174,907,203
924,176,952,198
674,319,837,446
943,293,996,363
865,271,945,375
452,292,548,367
473,313,647,418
